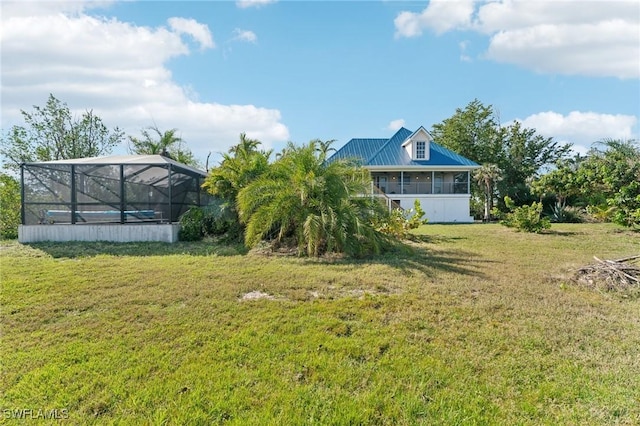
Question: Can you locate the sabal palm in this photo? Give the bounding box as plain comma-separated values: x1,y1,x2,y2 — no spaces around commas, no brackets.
237,140,389,257
474,163,502,221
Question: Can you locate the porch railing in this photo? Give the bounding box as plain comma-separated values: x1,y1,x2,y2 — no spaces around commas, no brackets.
375,181,468,195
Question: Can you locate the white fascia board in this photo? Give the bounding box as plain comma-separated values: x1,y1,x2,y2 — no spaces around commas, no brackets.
365,165,480,172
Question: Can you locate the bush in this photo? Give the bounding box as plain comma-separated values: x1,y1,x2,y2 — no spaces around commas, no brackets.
547,202,584,223
500,196,550,233
585,204,615,223
374,200,428,239
179,207,205,241
0,173,20,239
201,199,243,242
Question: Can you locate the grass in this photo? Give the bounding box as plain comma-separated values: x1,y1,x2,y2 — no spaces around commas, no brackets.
1,223,639,424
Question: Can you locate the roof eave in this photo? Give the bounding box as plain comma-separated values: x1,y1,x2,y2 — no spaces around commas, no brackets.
365,165,480,171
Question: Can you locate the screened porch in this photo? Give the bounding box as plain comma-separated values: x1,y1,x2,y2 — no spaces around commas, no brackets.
371,171,470,195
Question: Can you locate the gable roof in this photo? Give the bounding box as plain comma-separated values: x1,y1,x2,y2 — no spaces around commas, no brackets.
329,127,479,168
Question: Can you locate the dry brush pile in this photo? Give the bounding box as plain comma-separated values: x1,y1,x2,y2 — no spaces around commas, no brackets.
572,255,640,293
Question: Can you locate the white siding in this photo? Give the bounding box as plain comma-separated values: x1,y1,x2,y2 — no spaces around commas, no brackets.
390,195,474,223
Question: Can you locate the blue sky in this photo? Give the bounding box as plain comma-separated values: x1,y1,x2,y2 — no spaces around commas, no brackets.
1,0,639,166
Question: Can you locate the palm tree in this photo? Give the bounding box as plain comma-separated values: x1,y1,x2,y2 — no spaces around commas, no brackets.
128,126,200,167
474,163,502,222
202,133,271,202
129,126,181,156
237,139,390,257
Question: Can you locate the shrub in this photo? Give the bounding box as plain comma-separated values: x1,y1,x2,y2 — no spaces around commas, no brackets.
501,196,550,233
201,198,243,242
178,207,205,241
407,199,428,229
585,204,615,223
547,202,584,223
0,173,20,239
374,200,428,239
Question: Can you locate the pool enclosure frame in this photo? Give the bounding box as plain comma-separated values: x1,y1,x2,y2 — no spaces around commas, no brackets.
18,155,209,243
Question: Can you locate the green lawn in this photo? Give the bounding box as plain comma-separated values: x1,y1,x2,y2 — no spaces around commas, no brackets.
1,223,639,425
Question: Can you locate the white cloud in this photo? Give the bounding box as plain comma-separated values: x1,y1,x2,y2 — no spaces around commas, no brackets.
232,28,257,43
236,0,277,9
0,3,289,164
394,0,640,79
168,17,215,50
394,0,475,38
515,111,638,154
387,119,406,131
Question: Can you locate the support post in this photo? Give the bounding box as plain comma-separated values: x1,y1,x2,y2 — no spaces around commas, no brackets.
120,165,125,224
71,165,77,224
20,164,25,225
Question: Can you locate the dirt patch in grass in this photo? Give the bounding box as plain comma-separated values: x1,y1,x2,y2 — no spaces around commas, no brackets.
240,291,277,300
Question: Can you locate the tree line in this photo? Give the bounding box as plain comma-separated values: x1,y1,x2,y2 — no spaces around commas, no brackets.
1,95,638,246
0,94,199,171
430,99,639,229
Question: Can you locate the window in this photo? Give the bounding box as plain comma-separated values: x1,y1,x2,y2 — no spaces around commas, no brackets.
415,141,426,159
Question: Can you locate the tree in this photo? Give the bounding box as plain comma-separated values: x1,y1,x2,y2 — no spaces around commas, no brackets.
128,126,199,168
473,164,502,222
498,121,572,205
431,99,571,211
576,139,640,228
431,99,504,166
203,133,271,203
531,156,584,205
201,133,272,240
0,173,21,239
0,94,124,170
237,139,391,257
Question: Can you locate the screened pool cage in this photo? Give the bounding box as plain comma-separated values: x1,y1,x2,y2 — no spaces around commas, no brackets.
20,155,209,226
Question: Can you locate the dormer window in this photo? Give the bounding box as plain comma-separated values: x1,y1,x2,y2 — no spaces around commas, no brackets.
416,141,426,159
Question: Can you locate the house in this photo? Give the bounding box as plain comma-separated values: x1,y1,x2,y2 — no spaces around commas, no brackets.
329,126,480,223
18,155,209,243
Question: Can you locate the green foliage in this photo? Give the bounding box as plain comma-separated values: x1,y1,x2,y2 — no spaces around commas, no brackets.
237,139,393,257
373,209,411,239
0,94,123,170
576,139,640,229
371,200,428,240
585,204,615,223
202,133,272,242
432,99,571,210
178,207,205,241
532,140,640,229
200,198,244,242
408,199,428,228
0,173,20,239
500,196,551,233
610,187,640,229
473,163,503,221
203,133,271,203
547,202,584,223
531,156,583,205
128,126,200,168
431,99,504,166
498,121,572,206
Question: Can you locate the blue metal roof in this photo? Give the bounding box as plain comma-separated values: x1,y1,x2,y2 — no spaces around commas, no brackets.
329,138,387,165
329,127,479,167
